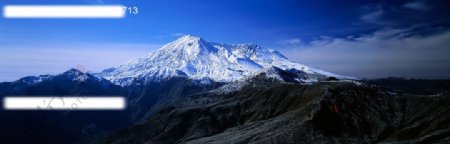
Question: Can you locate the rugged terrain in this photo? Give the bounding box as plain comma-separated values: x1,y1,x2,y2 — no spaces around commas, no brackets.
1,35,449,144
102,74,450,144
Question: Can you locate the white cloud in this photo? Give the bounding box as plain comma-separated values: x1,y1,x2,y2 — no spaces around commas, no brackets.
279,28,450,79
172,33,186,37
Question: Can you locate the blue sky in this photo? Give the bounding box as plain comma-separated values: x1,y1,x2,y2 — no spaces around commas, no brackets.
1,0,450,81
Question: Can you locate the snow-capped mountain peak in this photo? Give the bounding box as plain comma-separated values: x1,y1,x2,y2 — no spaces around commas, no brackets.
11,68,101,87
97,35,351,86
159,35,213,57
62,68,91,81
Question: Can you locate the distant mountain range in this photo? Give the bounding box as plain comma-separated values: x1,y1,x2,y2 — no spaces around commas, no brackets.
3,35,351,88
1,35,449,144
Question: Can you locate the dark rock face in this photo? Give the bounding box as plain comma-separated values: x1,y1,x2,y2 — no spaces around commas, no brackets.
2,68,450,144
0,70,130,144
0,70,224,144
102,79,450,144
124,77,225,122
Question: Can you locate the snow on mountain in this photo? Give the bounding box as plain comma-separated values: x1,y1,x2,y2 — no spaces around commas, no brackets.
61,68,96,81
13,69,102,86
14,75,54,85
97,35,352,86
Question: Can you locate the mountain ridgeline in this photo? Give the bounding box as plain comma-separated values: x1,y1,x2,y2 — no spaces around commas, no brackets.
1,35,449,144
96,35,350,86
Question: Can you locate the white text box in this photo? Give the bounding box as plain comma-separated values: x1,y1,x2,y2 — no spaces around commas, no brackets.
4,5,125,18
4,97,126,110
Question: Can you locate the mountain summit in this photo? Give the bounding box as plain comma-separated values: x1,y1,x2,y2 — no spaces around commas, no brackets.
97,35,348,85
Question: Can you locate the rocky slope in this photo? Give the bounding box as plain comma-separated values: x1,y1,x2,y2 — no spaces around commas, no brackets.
0,69,130,144
0,69,224,144
101,74,450,144
2,35,448,144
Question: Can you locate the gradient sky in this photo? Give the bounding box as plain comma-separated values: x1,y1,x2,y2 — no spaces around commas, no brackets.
1,0,450,81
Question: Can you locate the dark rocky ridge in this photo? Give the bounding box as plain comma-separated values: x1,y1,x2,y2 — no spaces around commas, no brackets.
0,69,224,144
1,68,449,144
102,76,450,144
0,69,129,144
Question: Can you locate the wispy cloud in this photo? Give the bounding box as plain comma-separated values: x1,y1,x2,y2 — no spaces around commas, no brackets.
356,1,434,27
155,33,187,39
172,33,186,37
360,9,384,24
277,38,303,47
403,0,431,11
82,0,106,4
357,4,395,26
279,27,450,79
